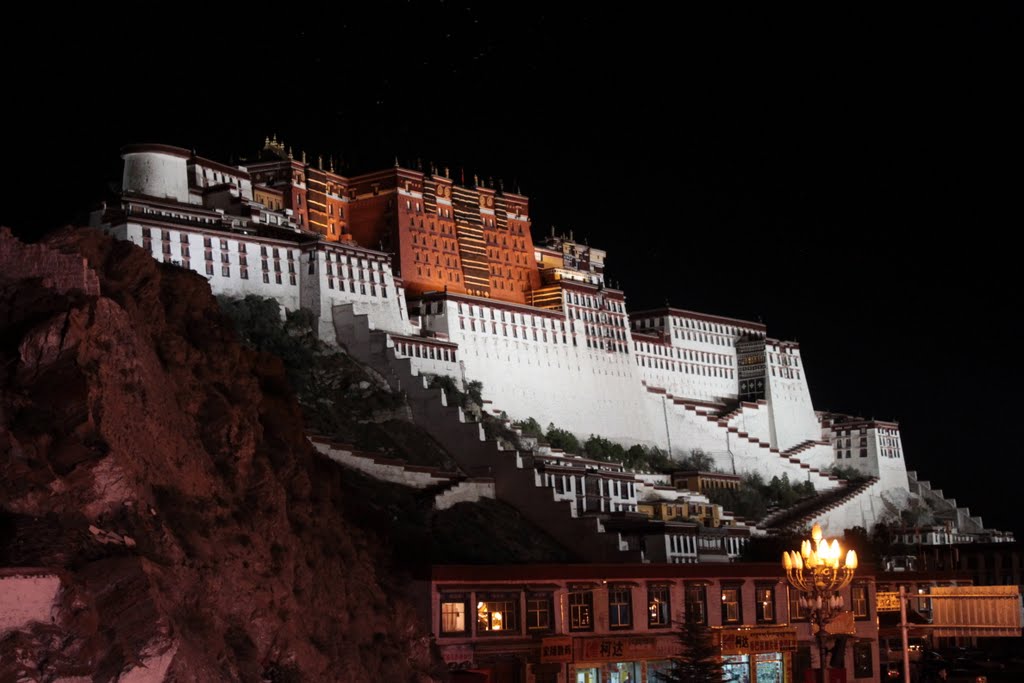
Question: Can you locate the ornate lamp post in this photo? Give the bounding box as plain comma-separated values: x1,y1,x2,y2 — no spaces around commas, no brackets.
782,523,858,683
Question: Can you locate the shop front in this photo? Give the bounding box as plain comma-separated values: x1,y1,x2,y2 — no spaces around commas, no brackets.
540,634,677,683
718,626,798,683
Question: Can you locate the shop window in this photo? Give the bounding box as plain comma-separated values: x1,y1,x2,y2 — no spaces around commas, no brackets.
721,585,742,624
608,585,632,630
756,585,776,624
647,584,671,628
439,593,468,635
526,593,553,632
684,584,707,625
569,590,594,631
852,582,869,619
476,593,519,634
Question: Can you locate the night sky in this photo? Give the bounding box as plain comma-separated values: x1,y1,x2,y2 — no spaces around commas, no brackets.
4,5,1021,535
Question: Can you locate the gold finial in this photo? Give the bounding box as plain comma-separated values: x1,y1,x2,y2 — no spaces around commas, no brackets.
264,136,271,147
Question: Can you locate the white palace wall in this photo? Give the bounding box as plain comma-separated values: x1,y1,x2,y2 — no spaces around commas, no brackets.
416,300,660,445
764,343,821,451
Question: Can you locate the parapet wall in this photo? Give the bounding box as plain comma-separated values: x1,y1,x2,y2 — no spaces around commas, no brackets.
0,570,61,635
0,228,100,296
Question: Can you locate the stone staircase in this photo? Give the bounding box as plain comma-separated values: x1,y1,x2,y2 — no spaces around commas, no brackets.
757,476,880,533
906,470,985,533
307,436,495,510
653,389,842,491
333,303,642,563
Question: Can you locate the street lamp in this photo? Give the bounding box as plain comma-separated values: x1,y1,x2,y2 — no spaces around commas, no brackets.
782,523,858,683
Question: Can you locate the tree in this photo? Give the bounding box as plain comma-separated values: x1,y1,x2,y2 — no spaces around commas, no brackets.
545,423,580,453
654,616,732,683
513,417,545,439
583,435,626,463
678,448,718,472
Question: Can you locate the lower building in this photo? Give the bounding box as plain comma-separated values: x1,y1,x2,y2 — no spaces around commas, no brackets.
430,564,880,683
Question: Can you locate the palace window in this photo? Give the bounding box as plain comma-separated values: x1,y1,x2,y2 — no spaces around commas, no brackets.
721,585,742,624
648,584,671,628
440,593,469,635
756,585,776,624
526,593,553,632
476,593,519,634
609,585,633,629
569,590,594,631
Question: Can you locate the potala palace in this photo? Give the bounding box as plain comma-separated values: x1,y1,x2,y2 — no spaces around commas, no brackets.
92,138,1008,549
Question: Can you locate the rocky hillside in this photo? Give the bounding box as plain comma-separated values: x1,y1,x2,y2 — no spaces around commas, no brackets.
0,228,447,681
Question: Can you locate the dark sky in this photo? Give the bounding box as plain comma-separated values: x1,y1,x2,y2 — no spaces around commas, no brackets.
4,5,1020,534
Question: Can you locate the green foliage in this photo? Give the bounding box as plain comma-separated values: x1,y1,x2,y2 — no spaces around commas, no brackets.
427,375,466,407
545,424,580,454
426,375,484,413
218,295,405,435
465,379,484,407
219,295,317,391
583,435,626,463
829,464,869,483
535,423,674,473
513,417,545,439
654,617,730,683
705,472,816,521
676,448,719,472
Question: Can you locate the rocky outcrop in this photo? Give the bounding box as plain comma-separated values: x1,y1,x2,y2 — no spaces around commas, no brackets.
0,228,443,681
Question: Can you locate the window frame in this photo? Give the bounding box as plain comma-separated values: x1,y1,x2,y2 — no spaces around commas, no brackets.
684,583,708,625
439,593,470,636
525,592,553,633
568,589,594,632
788,586,808,622
475,592,521,636
647,583,672,629
851,582,870,620
608,584,633,630
720,584,743,624
755,584,776,624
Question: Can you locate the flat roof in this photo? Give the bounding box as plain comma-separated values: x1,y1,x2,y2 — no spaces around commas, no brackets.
630,306,766,331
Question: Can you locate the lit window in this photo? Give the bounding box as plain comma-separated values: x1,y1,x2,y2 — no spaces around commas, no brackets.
569,590,594,631
756,586,775,623
721,586,742,623
476,594,519,634
648,585,671,628
440,595,468,635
